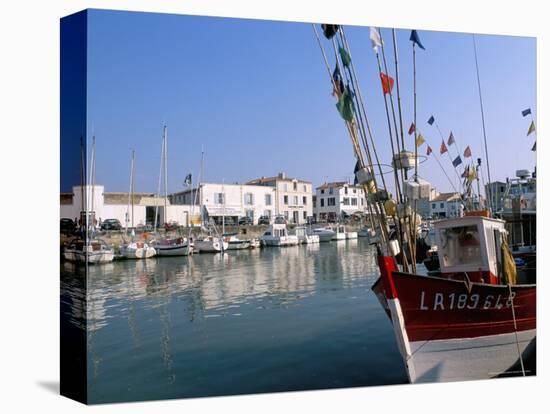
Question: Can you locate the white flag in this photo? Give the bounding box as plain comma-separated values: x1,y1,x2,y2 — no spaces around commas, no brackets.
370,27,383,52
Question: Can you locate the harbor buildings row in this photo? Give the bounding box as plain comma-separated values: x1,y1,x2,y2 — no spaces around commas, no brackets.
61,173,470,227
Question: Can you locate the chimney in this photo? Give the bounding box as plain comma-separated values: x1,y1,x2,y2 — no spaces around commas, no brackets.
278,172,286,179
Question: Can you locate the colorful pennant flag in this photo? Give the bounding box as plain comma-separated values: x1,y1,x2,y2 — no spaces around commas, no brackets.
467,166,477,183
415,133,425,147
452,156,462,167
531,141,536,151
522,108,531,117
336,85,355,122
426,145,433,156
379,72,394,94
461,165,470,178
338,46,352,68
463,146,472,158
370,27,383,52
409,30,425,50
184,173,192,186
408,122,416,135
447,131,455,146
440,140,448,154
331,65,345,98
321,24,339,39
527,121,536,136
427,115,435,125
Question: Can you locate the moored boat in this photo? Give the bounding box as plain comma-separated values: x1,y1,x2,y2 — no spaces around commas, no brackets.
261,223,299,247
372,213,536,383
223,233,251,250
153,237,192,256
64,238,115,264
195,236,228,253
312,227,336,242
294,226,320,244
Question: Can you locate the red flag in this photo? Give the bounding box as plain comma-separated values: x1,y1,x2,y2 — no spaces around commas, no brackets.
447,131,455,146
380,72,394,94
408,122,416,135
440,140,448,154
426,145,432,156
463,146,472,158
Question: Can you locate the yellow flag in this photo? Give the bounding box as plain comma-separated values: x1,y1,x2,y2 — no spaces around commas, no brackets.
415,133,425,147
527,121,536,136
467,166,477,183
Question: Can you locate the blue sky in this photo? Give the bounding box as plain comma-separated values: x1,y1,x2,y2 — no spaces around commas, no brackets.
84,9,536,195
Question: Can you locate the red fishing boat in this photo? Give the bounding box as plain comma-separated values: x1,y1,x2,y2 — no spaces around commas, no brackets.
372,213,536,383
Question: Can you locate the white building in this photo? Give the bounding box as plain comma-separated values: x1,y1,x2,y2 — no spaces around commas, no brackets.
430,192,464,219
246,172,313,224
313,181,367,222
170,182,276,225
60,185,196,228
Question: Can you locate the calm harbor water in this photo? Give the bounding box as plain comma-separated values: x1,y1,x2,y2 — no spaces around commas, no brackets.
61,238,408,404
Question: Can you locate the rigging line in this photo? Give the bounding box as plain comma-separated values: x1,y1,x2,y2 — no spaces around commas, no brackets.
340,27,389,193
336,32,388,214
417,129,458,192
472,34,493,214
378,28,408,189
392,29,407,158
433,119,464,184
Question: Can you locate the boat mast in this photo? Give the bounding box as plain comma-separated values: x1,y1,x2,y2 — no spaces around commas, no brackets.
154,127,165,232
90,135,96,238
164,125,168,228
131,149,135,233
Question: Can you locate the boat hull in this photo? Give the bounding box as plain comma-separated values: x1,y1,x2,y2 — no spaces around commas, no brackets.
373,256,536,383
261,236,299,247
226,240,251,250
120,245,156,259
154,244,191,256
195,240,228,253
64,249,114,264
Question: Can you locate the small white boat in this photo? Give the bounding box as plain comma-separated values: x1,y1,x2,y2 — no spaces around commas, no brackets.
330,225,347,241
153,237,192,256
261,223,299,247
224,234,251,250
346,230,358,239
64,238,115,264
294,226,320,244
312,227,336,242
120,240,156,259
195,236,228,253
249,238,262,248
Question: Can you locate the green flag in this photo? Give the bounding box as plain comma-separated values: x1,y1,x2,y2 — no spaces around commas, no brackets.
527,120,536,136
336,86,355,122
338,46,351,68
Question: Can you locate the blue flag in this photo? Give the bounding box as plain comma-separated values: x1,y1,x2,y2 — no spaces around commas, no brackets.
410,30,425,50
427,115,435,125
522,108,531,117
184,173,192,186
452,156,462,167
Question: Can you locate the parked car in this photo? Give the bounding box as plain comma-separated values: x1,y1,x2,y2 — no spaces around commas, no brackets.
137,223,154,232
258,215,270,225
101,218,122,231
164,221,179,231
60,218,76,234
306,216,317,225
238,216,253,226
273,215,287,225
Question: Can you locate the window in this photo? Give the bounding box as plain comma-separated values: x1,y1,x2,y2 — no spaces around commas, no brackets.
303,184,307,192
244,193,254,205
353,188,357,194
440,203,444,208
344,186,348,195
321,189,325,194
283,195,288,205
432,203,436,209
351,198,358,206
284,211,289,219
302,196,307,205
303,211,307,220
361,198,364,205
293,196,298,205
293,181,297,191
215,193,225,204
343,197,350,206
329,187,333,194
320,199,325,207
265,193,272,206
439,225,482,267
328,197,336,206
264,210,272,218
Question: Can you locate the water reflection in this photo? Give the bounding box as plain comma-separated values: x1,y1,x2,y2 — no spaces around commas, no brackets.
61,239,407,403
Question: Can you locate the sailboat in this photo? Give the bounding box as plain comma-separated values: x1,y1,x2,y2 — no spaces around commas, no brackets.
120,150,156,259
193,154,228,253
64,136,114,264
150,125,192,256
